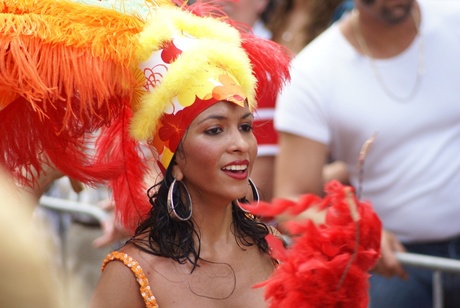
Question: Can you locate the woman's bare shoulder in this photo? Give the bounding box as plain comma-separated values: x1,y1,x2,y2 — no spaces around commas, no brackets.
89,249,146,308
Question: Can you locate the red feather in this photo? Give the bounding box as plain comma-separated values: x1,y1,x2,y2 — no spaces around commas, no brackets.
0,95,124,186
247,181,382,307
94,105,152,232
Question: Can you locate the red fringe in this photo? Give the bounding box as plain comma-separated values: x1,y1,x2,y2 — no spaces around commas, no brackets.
243,181,382,307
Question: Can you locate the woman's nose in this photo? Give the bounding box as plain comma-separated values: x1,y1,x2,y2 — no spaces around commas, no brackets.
229,130,250,153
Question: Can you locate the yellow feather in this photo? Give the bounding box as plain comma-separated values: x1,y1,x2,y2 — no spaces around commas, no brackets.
131,37,256,140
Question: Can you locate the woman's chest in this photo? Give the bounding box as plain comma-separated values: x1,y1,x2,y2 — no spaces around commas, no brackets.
145,253,273,307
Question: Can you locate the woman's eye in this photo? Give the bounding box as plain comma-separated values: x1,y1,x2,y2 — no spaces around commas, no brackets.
240,123,253,132
205,127,223,135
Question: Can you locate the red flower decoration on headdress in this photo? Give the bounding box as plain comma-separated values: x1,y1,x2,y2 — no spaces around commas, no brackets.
157,109,188,153
161,41,183,64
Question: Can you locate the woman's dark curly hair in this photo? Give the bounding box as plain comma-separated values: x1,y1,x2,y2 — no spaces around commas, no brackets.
128,155,272,272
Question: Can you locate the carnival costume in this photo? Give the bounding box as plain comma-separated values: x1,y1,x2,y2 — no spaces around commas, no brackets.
0,0,381,306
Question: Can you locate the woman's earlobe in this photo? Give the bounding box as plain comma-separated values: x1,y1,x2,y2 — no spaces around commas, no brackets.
171,163,184,181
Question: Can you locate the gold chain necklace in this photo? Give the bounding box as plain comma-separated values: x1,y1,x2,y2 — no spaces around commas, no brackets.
352,9,425,102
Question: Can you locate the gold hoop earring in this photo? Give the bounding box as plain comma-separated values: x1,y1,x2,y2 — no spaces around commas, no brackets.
167,178,192,221
235,178,260,212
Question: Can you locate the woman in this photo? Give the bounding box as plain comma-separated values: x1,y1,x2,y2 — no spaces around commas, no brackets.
267,0,344,55
90,100,277,307
84,2,290,307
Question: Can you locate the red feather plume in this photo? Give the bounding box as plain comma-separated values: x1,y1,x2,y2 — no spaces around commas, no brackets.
0,95,125,186
241,181,382,307
94,105,152,232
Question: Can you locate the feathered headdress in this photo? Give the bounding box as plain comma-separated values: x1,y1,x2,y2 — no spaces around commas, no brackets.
0,0,291,229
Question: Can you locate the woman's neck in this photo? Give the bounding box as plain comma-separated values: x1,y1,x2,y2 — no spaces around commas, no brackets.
192,200,236,248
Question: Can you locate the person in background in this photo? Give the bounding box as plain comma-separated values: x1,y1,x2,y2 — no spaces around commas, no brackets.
274,0,460,306
0,166,64,308
268,0,344,55
206,0,274,39
269,0,351,189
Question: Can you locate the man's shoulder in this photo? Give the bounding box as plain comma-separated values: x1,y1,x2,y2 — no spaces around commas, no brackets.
419,0,460,38
420,0,460,18
295,24,345,60
291,24,354,76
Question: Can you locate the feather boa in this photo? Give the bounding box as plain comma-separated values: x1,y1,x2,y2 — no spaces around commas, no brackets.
242,181,382,307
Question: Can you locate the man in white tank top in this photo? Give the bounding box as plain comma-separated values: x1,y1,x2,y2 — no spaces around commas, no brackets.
275,0,460,306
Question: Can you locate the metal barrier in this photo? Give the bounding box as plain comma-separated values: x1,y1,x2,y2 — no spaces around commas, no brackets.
39,195,109,224
396,252,460,308
38,196,110,301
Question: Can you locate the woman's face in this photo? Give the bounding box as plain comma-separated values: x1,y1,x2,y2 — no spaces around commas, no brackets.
201,0,268,28
173,101,257,205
